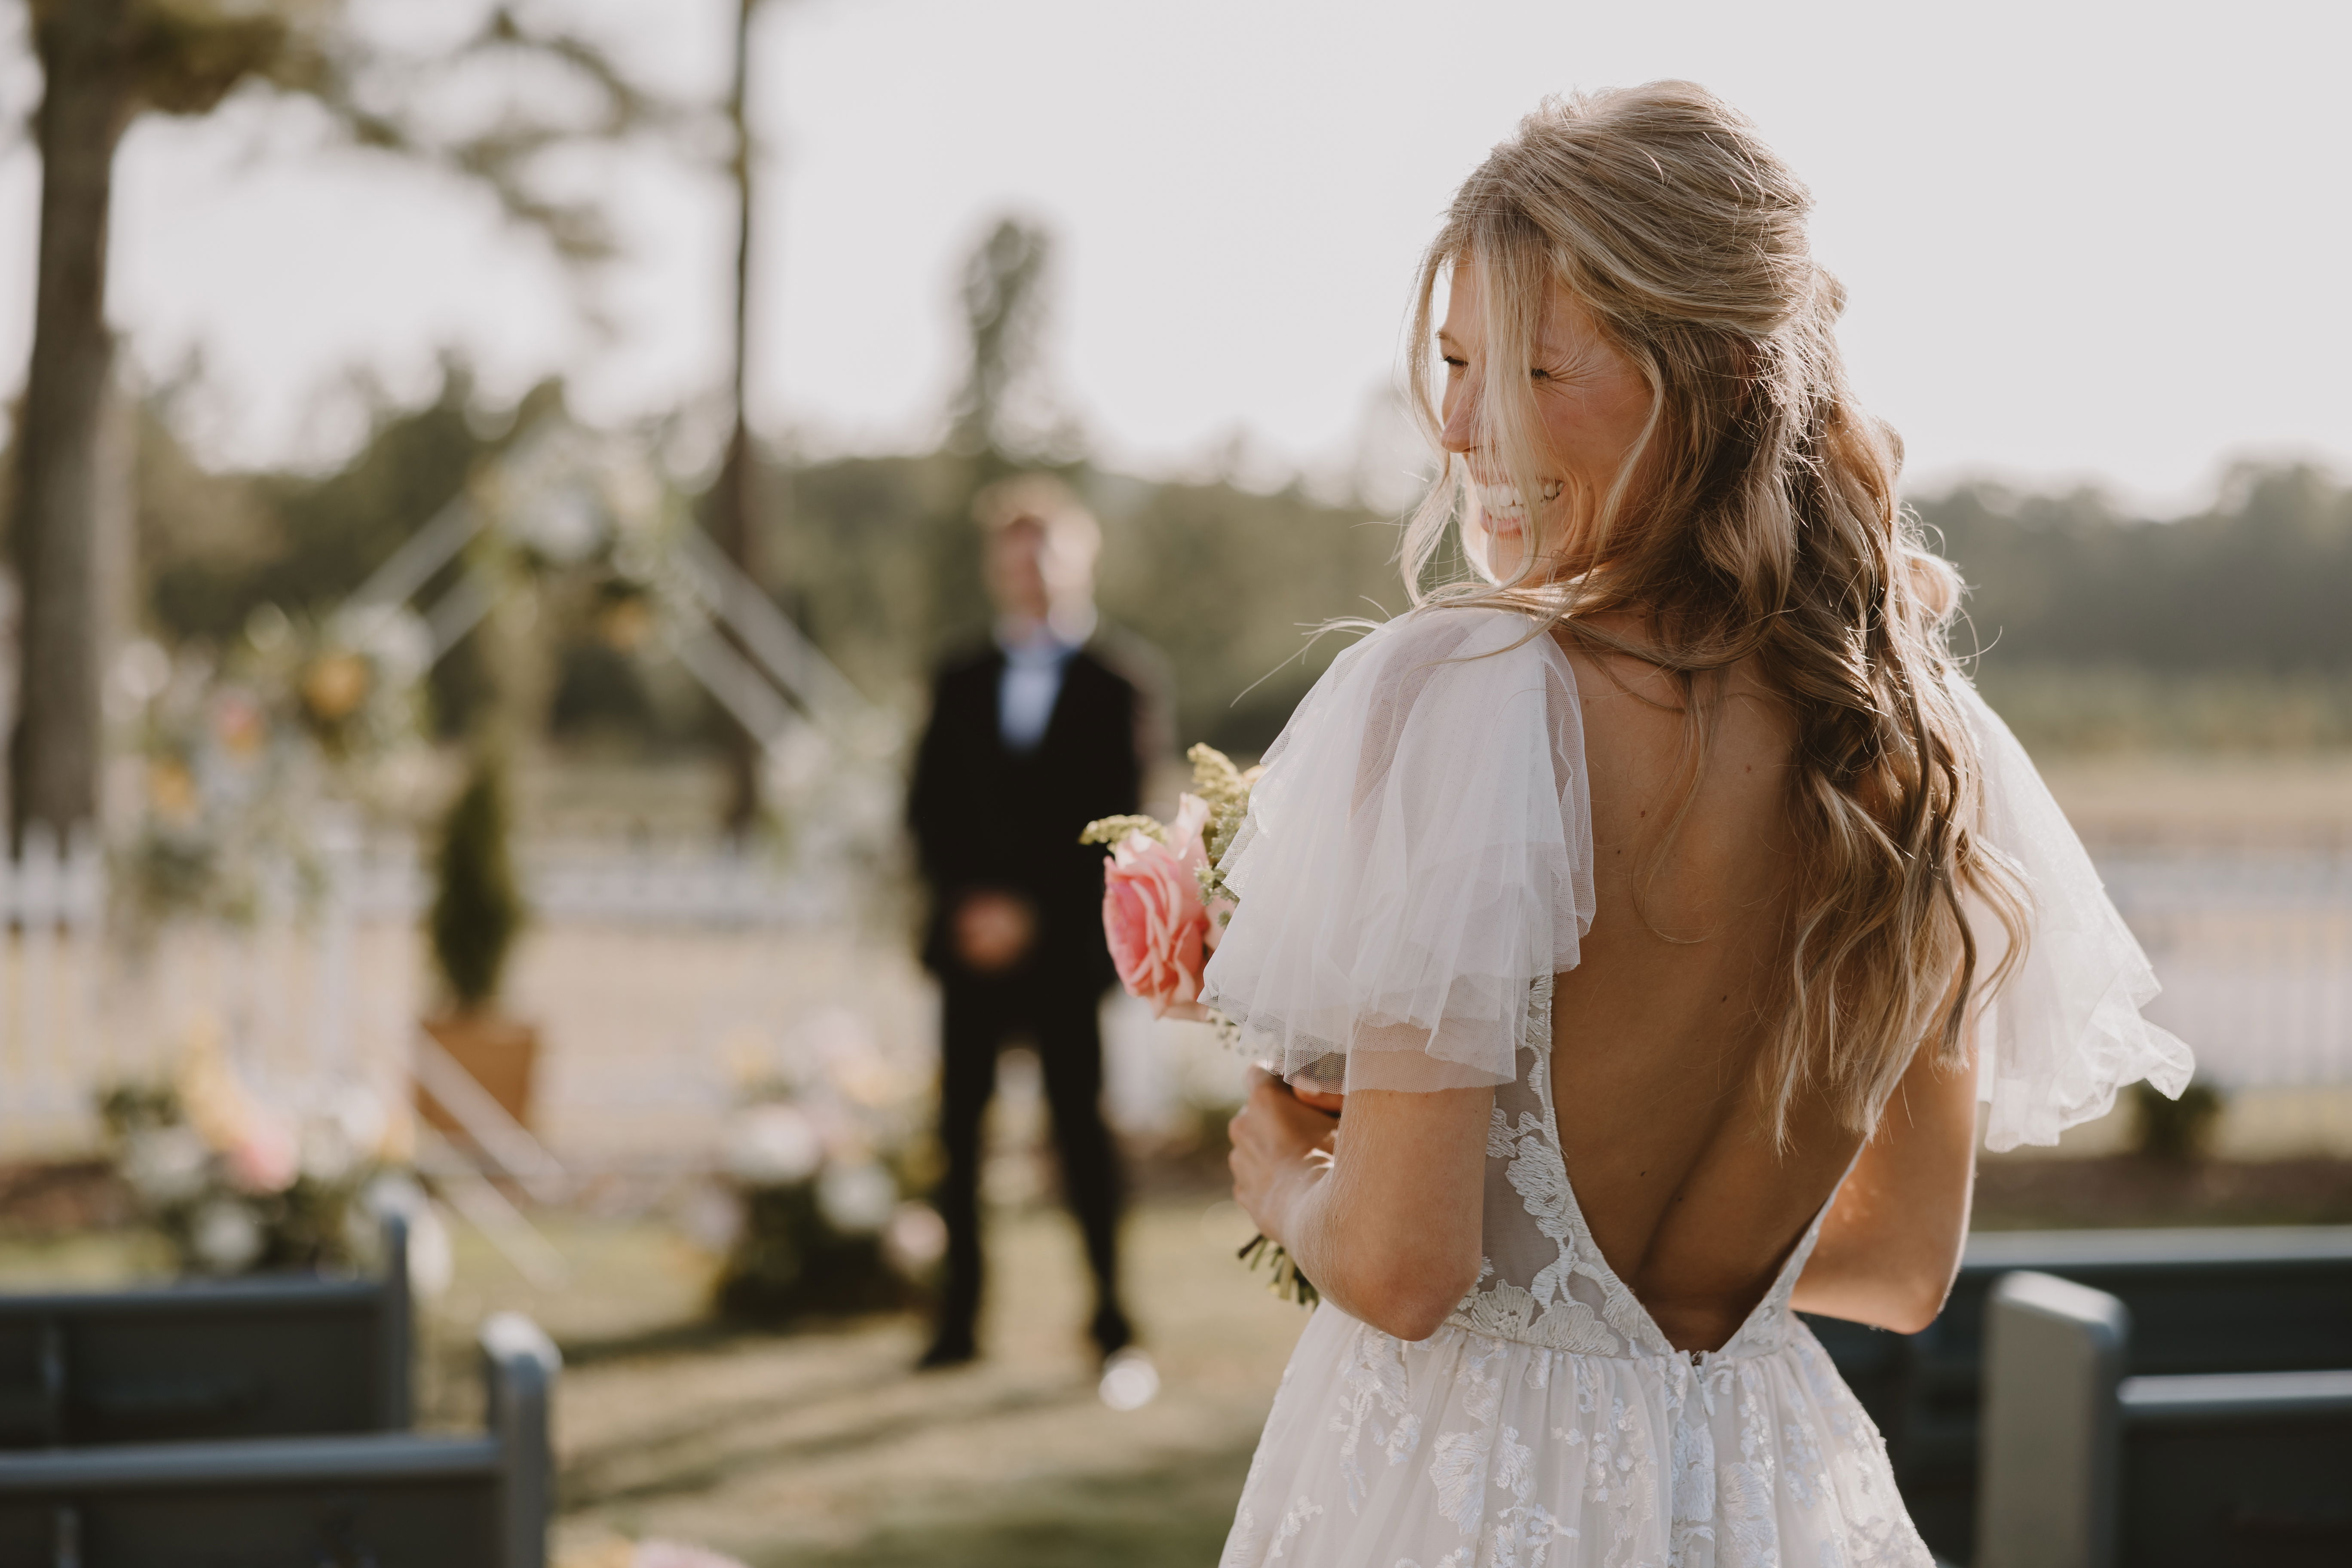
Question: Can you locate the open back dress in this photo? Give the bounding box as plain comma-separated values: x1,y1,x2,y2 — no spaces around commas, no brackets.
1198,606,2193,1568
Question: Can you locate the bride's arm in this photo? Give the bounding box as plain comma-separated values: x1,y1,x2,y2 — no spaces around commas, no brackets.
1789,1034,1981,1335
1228,1070,1491,1341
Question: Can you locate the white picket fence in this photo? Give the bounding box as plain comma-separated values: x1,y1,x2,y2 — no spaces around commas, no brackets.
0,839,2347,1161
317,833,851,929
0,828,107,1139
2107,849,2352,1088
0,828,870,1161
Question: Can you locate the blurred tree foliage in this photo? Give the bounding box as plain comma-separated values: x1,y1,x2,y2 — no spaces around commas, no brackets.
1919,464,2352,750
142,368,513,638
7,0,660,839
948,217,1070,468
755,212,1409,760
135,367,561,738
1088,475,1407,756
1921,465,2352,672
772,453,2352,759
65,367,2352,767
766,452,1406,757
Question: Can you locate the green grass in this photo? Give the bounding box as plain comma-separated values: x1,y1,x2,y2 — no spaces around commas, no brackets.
1976,663,2352,754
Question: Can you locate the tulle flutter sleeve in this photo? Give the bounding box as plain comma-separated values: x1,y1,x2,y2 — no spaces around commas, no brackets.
1957,680,2195,1150
1198,607,1595,1094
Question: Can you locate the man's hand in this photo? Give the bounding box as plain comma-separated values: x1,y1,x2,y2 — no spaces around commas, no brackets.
952,890,1037,974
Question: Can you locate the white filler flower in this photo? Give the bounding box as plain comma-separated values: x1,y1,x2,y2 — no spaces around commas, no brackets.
816,1162,897,1234
720,1103,825,1187
189,1197,264,1274
122,1127,210,1206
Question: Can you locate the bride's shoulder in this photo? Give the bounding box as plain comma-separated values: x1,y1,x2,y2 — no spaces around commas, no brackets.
1363,599,1551,639
1258,604,1580,775
1289,606,1581,762
1338,601,1576,678
1275,605,1584,798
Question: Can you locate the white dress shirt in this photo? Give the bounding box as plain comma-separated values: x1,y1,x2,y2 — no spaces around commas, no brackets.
995,605,1097,753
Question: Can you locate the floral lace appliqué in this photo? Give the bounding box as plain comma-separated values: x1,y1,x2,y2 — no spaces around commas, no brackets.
1334,1321,1424,1510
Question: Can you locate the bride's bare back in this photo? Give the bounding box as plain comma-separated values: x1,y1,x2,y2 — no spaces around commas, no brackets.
1552,639,1865,1351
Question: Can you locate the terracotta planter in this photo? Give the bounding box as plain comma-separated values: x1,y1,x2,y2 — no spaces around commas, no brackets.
419,1011,540,1134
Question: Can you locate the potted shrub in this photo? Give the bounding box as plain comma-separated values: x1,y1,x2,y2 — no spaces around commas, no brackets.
420,749,536,1133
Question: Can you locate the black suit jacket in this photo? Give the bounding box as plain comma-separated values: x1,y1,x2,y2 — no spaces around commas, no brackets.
907,637,1159,993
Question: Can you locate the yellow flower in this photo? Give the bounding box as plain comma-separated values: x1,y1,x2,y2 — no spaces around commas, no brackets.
302,652,372,722
598,596,654,652
148,760,199,824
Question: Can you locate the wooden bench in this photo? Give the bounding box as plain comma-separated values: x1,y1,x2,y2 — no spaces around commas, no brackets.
0,1213,413,1448
1975,1270,2352,1568
0,1310,556,1568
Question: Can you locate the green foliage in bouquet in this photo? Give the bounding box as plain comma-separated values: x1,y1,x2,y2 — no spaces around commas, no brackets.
1237,1232,1321,1308
1079,742,1260,916
429,750,525,1011
1186,742,1256,907
1077,815,1168,848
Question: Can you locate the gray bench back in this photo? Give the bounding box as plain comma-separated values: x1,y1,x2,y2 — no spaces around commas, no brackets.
1975,1271,2128,1568
0,1213,412,1448
2113,1369,2352,1568
1803,1224,2352,1561
0,1311,555,1568
1977,1270,2352,1568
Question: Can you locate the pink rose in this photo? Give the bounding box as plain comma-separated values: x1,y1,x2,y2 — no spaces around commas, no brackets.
224,1116,299,1195
1102,794,1216,1020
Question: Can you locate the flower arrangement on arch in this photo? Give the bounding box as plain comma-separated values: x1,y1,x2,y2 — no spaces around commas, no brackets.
116,608,428,934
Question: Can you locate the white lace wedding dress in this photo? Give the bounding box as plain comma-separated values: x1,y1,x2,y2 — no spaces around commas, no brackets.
1198,607,2193,1568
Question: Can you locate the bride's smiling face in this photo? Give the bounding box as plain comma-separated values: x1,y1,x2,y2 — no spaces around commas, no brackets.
1436,258,1655,580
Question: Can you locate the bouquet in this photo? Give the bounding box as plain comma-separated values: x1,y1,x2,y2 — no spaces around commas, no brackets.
1083,745,1325,1305
100,1023,405,1277
708,1009,945,1326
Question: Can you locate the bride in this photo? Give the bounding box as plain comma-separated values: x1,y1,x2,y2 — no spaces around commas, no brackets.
1200,83,2190,1567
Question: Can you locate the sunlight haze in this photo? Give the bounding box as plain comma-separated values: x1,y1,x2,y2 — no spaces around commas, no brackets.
0,0,2343,509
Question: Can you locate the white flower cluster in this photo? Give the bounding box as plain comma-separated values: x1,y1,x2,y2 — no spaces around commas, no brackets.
104,1022,413,1279
710,1007,942,1265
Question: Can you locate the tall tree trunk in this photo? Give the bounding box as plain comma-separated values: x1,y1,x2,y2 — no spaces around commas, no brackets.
11,0,135,850
710,0,765,838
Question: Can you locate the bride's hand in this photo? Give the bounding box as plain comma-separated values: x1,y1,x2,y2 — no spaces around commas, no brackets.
1229,1068,1339,1246
1291,1084,1345,1116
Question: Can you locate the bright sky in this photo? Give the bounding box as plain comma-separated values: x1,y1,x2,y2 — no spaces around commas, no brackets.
1,0,2345,510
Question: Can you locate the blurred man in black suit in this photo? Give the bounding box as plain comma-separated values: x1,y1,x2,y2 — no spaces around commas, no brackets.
906,475,1166,1371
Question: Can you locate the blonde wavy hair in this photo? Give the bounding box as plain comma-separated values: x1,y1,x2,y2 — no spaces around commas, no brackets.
1404,82,2025,1143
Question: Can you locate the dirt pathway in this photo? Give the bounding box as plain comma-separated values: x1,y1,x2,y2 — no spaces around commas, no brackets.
490,1198,1305,1567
